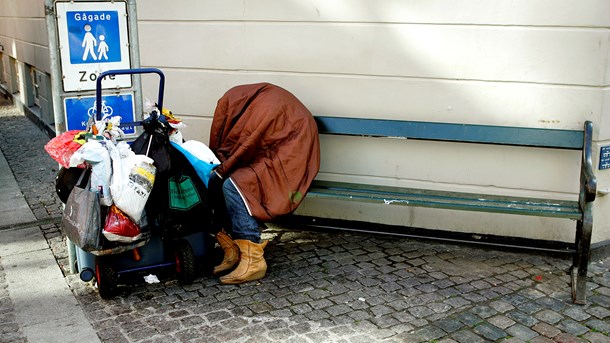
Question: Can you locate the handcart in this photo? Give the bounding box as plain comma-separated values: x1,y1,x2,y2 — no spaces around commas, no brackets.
75,68,214,299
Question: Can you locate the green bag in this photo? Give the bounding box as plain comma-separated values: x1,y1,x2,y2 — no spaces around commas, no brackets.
168,175,201,210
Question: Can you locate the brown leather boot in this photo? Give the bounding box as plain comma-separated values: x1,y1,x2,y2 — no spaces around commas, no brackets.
219,239,268,284
213,231,240,275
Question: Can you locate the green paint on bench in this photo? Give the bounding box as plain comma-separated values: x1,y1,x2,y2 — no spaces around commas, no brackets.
310,180,582,219
315,116,584,149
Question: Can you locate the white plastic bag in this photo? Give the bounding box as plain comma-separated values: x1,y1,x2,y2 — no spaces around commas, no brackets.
181,140,220,164
69,140,113,206
108,143,156,222
93,115,125,142
169,130,184,145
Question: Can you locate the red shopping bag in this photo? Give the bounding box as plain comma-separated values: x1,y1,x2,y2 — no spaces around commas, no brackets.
44,130,86,168
102,205,142,243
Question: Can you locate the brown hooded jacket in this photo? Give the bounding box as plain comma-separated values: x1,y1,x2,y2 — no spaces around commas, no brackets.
209,83,320,221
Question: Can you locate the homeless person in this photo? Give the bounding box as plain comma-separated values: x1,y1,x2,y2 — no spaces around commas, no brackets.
208,83,320,284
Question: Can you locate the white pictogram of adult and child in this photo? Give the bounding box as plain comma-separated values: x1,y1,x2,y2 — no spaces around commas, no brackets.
82,24,109,61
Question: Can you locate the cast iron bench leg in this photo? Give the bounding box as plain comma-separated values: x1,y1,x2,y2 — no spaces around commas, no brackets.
572,212,593,304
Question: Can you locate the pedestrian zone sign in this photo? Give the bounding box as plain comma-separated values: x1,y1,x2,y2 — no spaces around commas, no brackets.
56,2,131,92
64,92,136,135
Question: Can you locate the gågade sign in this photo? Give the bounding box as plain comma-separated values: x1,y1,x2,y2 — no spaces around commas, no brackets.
56,1,132,92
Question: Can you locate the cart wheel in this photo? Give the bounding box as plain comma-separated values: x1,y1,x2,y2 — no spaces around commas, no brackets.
95,257,118,299
174,239,196,285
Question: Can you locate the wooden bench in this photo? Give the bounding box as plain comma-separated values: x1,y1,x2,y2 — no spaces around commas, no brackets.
304,116,596,304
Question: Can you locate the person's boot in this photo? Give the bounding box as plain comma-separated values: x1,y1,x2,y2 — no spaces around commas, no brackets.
219,239,268,284
213,231,240,275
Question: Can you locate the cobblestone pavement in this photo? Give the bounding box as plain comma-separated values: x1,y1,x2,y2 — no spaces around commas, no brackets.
0,96,609,342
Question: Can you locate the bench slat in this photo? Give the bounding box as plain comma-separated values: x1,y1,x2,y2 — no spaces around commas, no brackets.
309,181,581,219
315,116,584,149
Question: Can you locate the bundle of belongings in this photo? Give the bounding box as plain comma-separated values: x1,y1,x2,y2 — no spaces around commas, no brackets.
49,82,320,254
47,106,218,252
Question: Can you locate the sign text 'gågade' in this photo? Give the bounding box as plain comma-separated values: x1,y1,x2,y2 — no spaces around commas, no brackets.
73,12,112,23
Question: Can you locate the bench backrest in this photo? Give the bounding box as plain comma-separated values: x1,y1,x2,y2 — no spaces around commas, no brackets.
314,116,585,150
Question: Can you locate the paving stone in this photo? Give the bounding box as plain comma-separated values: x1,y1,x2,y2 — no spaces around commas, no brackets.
414,325,446,341
506,323,538,341
437,339,459,343
325,304,352,317
535,296,567,312
502,338,527,343
507,310,539,326
586,306,610,320
289,322,313,335
487,315,515,330
517,300,544,314
461,292,487,302
586,319,610,334
553,332,586,343
489,300,515,313
582,332,610,343
408,306,435,319
411,318,430,328
473,323,508,341
305,309,331,321
309,299,333,310
533,322,561,338
504,294,530,306
371,314,402,329
431,278,454,289
597,287,610,297
563,306,592,321
391,332,424,343
450,329,486,343
589,295,610,307
555,319,590,336
469,305,497,319
454,284,476,293
443,296,471,309
456,312,483,327
370,304,393,317
433,318,464,334
529,336,555,343
519,288,545,300
535,309,564,325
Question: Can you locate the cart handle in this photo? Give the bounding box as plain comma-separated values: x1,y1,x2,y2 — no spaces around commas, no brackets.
95,68,165,121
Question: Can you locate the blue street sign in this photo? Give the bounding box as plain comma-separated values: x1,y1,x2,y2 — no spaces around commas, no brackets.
56,2,131,92
600,146,610,170
66,10,122,64
64,93,136,134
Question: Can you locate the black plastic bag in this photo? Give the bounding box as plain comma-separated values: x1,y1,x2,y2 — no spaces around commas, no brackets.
55,167,91,204
145,143,214,238
132,111,214,238
131,113,173,173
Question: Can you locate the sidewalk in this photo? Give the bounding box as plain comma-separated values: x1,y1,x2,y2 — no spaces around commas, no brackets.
0,94,609,342
0,96,100,342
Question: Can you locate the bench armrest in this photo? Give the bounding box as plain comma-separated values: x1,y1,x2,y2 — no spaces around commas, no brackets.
581,121,597,203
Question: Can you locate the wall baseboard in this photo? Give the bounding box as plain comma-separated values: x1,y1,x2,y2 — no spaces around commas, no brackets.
277,215,608,260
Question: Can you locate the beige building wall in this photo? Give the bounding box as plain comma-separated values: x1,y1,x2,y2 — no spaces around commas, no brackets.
1,0,610,244
0,0,53,124
136,0,610,244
